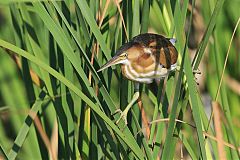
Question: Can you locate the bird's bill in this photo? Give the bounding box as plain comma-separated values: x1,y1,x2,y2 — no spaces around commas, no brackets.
97,55,125,72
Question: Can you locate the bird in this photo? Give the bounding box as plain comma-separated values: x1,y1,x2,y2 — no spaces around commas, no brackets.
98,33,178,125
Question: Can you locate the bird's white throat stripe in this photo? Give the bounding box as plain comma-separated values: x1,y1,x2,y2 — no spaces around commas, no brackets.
128,63,177,78
124,65,136,80
123,63,177,83
128,64,140,77
124,65,152,83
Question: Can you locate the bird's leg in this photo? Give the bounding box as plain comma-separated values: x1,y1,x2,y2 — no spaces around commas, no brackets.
115,92,140,125
114,83,140,125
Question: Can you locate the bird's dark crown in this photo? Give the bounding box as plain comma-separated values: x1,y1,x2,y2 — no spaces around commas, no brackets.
115,33,174,56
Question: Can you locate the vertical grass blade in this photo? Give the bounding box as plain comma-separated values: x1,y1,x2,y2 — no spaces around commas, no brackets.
8,101,42,159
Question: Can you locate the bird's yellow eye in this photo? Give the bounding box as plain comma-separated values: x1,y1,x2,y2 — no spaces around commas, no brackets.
120,53,128,58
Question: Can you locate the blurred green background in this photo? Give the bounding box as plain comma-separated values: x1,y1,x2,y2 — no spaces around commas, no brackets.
0,0,239,159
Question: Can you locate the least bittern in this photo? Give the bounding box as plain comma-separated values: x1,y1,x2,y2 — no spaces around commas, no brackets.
98,33,178,124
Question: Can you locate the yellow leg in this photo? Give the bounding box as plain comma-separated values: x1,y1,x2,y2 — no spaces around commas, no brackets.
114,91,140,125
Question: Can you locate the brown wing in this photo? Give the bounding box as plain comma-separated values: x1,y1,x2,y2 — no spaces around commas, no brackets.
152,45,178,69
132,33,178,69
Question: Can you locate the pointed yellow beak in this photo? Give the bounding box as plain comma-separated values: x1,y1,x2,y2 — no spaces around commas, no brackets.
97,54,127,72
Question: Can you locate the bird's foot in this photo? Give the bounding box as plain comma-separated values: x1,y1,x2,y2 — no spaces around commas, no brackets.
112,108,128,125
112,91,140,127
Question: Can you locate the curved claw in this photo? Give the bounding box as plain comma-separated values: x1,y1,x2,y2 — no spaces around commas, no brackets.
111,109,121,116
112,92,140,126
111,109,128,125
115,109,128,125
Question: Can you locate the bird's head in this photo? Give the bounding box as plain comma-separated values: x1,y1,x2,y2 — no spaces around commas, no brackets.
97,42,141,72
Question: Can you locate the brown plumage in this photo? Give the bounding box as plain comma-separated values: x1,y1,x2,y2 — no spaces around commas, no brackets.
97,33,178,125
130,33,178,68
98,33,178,84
